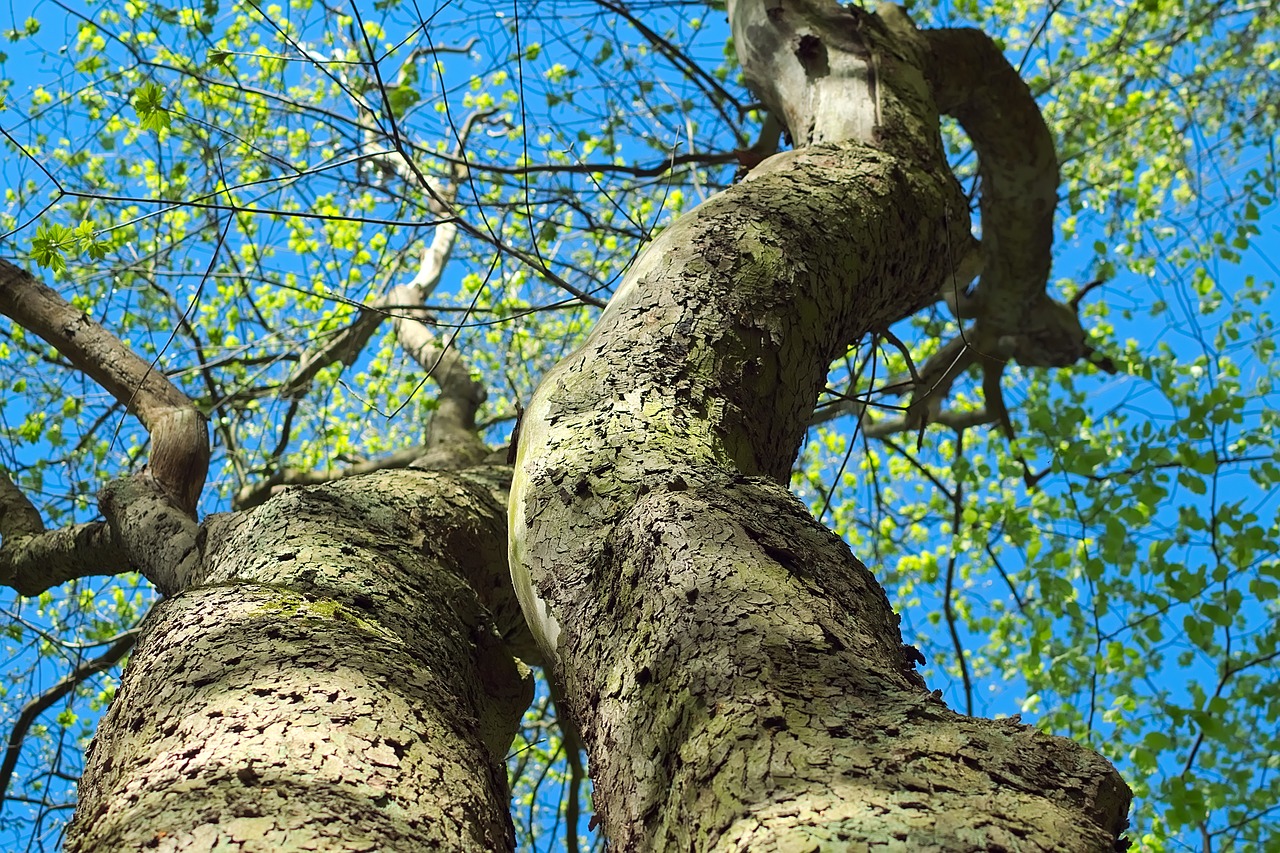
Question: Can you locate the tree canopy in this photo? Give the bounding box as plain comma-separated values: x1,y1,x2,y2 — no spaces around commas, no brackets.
0,0,1277,850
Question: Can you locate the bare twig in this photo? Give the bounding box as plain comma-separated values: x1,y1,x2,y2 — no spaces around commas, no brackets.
0,627,141,801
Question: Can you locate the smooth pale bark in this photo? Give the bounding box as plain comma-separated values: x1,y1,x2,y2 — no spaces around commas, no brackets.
510,2,1130,849
68,468,529,852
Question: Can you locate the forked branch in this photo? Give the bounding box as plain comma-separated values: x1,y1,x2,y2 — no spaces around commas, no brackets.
0,259,208,594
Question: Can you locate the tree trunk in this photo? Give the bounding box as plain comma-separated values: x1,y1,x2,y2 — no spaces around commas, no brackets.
67,468,530,852
509,2,1131,849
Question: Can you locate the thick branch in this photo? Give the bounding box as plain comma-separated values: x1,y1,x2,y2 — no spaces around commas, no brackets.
924,28,1057,324
98,475,201,597
512,3,1130,848
0,260,209,514
923,28,1096,370
1,472,134,597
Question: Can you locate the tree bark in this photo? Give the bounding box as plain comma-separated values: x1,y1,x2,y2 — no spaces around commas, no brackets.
510,2,1131,849
67,468,530,852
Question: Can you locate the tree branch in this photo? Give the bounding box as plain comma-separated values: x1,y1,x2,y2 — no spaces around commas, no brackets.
923,28,1110,373
0,260,209,515
0,628,139,803
0,468,131,595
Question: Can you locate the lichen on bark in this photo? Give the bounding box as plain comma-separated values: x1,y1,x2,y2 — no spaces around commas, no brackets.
68,469,530,852
510,2,1131,849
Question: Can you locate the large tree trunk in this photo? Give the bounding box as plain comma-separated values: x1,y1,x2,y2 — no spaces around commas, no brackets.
509,2,1131,849
67,468,529,852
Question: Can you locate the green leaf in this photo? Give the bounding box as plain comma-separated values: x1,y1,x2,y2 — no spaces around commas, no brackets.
131,81,170,132
31,223,71,273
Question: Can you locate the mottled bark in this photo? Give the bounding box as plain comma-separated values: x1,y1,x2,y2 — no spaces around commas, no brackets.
68,468,530,852
510,2,1130,850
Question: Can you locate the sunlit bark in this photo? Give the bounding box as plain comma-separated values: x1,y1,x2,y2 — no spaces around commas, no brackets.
510,2,1130,849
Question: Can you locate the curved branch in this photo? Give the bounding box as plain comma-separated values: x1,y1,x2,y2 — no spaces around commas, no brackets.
922,28,1057,329
0,260,208,515
923,28,1097,370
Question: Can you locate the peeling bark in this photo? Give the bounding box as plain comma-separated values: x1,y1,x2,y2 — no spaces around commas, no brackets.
511,2,1130,849
11,1,1135,847
68,468,530,852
